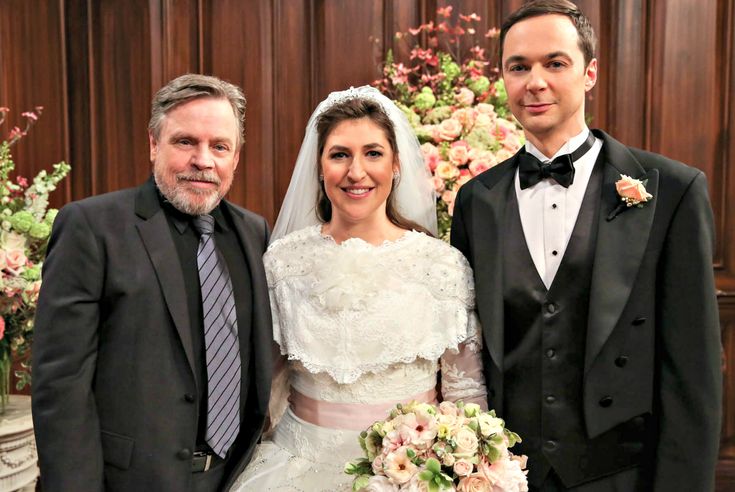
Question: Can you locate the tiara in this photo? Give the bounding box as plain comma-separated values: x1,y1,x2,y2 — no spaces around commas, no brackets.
315,86,392,117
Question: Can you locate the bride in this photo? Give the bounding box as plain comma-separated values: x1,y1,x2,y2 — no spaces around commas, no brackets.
231,86,487,491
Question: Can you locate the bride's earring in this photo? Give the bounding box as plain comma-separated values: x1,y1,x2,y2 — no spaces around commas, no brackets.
318,174,324,182
392,171,400,181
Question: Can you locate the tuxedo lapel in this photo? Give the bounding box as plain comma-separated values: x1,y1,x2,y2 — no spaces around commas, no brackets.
585,130,659,372
134,181,197,377
474,159,517,372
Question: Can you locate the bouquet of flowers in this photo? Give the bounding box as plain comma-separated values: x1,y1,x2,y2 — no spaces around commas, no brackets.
345,401,528,491
374,6,525,240
0,106,70,406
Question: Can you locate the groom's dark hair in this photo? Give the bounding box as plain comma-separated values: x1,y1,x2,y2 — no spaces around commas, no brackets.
499,0,597,66
315,97,433,237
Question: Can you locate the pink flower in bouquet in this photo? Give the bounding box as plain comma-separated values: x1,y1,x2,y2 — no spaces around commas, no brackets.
404,474,431,492
364,474,399,492
478,456,529,492
438,401,460,416
454,426,480,456
441,189,457,210
454,458,474,477
476,103,497,116
434,119,463,141
431,176,446,194
0,316,5,341
383,425,414,452
435,161,460,180
469,158,493,177
449,141,471,165
457,87,475,106
473,113,495,131
458,473,493,492
455,170,473,190
401,410,438,448
0,250,6,271
372,454,385,475
383,447,418,485
495,148,515,163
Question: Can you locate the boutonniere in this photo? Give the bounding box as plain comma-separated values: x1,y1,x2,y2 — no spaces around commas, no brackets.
606,174,653,221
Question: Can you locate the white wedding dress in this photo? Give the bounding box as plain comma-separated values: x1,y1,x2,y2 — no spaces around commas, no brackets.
231,225,487,491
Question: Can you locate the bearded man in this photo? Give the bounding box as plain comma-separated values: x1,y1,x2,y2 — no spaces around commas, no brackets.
32,74,273,492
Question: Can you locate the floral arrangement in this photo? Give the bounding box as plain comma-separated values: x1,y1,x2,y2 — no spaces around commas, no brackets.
374,6,525,240
345,400,528,491
0,106,70,405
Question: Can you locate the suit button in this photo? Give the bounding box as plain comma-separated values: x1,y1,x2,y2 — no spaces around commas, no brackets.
615,356,628,367
546,303,557,314
546,349,556,358
599,396,614,408
545,395,556,404
177,448,191,460
632,317,646,326
544,440,557,450
184,393,196,403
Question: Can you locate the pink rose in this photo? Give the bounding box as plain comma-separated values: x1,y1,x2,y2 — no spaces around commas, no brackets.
438,401,460,416
434,119,463,141
476,103,497,116
455,172,472,190
0,250,7,270
452,108,478,131
478,456,529,492
424,152,441,172
458,473,493,492
454,459,474,477
421,142,440,159
441,190,457,216
456,87,475,106
503,133,522,152
0,316,5,341
615,174,652,204
431,176,446,194
5,249,27,270
448,143,471,166
363,475,400,492
469,159,493,177
453,427,479,456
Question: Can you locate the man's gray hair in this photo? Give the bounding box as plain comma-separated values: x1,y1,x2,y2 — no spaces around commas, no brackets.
148,74,246,147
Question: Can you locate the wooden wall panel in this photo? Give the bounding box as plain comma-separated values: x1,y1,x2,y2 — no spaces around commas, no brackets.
0,0,70,207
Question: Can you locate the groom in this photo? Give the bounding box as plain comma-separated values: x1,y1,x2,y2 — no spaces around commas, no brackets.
451,1,721,490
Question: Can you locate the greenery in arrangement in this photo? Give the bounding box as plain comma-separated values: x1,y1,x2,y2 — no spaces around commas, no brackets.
0,106,70,407
373,6,525,240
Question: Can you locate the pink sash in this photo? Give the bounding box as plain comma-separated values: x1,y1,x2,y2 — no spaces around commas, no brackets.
290,387,438,431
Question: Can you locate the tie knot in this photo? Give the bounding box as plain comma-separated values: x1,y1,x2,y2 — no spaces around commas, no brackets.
192,214,215,236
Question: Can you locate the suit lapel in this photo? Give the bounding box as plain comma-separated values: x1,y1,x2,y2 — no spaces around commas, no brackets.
134,180,197,376
585,130,659,372
224,203,272,414
474,159,517,373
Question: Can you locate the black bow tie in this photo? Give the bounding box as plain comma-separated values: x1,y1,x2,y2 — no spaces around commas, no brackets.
518,132,596,189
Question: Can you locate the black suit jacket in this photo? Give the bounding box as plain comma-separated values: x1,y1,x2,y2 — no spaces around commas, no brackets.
451,130,722,490
32,179,273,491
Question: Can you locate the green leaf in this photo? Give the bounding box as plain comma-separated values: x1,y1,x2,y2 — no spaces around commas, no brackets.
425,457,442,473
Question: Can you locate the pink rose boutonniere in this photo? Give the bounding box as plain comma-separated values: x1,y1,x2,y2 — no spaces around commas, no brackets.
607,174,653,221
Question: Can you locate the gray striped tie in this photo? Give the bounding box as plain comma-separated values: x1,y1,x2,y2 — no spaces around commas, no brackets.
192,214,241,458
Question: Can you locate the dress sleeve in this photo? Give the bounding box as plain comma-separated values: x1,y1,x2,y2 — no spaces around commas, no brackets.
440,312,488,409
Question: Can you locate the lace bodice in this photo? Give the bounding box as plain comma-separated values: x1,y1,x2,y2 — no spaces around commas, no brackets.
264,225,486,411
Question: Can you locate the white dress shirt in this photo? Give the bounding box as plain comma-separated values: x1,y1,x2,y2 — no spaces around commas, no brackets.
514,128,603,289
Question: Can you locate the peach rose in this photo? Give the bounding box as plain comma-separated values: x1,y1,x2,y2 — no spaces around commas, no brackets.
448,143,471,166
454,459,474,477
434,118,463,141
503,133,523,152
431,176,446,194
455,172,472,190
475,103,497,116
5,249,27,270
616,174,653,204
438,401,460,416
457,473,493,492
473,113,494,131
421,142,440,159
435,161,460,180
452,108,477,131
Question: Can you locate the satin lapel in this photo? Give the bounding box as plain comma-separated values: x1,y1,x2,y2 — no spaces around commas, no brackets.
135,193,197,376
585,131,659,373
474,160,517,372
226,204,272,413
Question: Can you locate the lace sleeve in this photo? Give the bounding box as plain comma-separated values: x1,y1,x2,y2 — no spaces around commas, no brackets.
265,343,290,436
440,312,488,409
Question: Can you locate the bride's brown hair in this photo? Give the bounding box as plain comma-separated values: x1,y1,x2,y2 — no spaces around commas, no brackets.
314,98,433,236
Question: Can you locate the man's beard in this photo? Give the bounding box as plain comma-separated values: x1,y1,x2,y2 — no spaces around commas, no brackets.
154,168,227,216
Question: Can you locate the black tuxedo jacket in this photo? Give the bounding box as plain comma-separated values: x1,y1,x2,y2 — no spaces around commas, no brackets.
451,130,722,490
32,179,273,491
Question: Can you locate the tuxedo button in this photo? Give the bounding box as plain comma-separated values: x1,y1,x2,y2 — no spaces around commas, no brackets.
632,317,646,326
546,303,557,314
177,448,192,460
184,393,196,403
546,348,556,358
545,395,556,404
599,396,614,408
551,250,558,256
551,203,557,209
544,440,557,450
615,356,628,367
